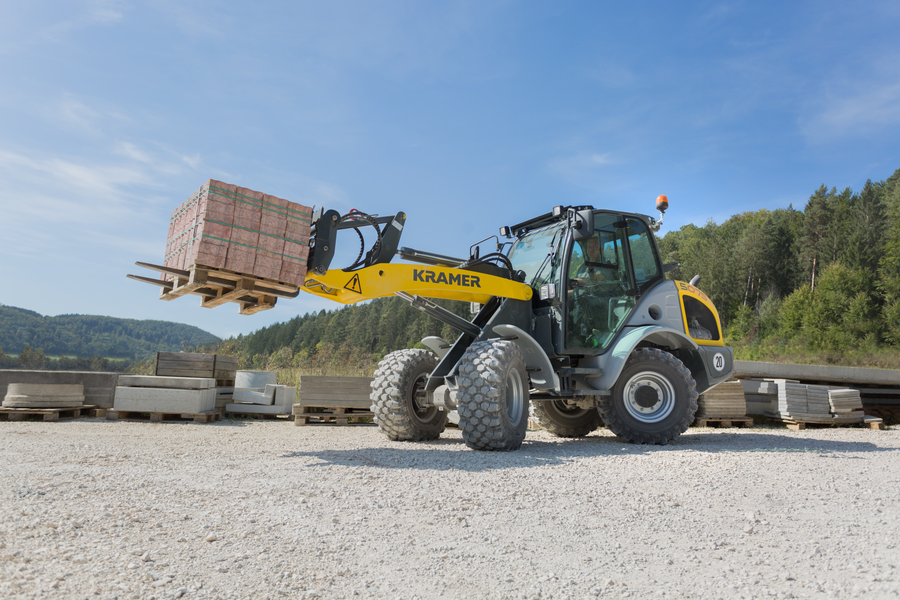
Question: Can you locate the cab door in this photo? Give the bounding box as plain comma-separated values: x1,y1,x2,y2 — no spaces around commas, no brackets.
564,213,663,353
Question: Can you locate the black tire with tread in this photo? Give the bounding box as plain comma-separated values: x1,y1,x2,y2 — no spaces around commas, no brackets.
457,340,529,451
598,347,698,445
370,349,447,441
532,399,602,438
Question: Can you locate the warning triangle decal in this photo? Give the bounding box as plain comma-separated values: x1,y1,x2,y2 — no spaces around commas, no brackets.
344,274,363,294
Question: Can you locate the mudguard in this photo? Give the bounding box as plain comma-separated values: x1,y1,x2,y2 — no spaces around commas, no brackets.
586,325,699,393
492,324,559,390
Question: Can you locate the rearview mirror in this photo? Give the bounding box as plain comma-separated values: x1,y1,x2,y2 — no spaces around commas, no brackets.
571,209,595,241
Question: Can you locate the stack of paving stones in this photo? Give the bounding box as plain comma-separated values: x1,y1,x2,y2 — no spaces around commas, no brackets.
740,379,779,414
828,388,866,422
764,380,864,424
162,179,314,286
696,380,747,418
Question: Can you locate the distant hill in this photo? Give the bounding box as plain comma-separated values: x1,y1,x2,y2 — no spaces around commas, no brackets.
0,305,220,359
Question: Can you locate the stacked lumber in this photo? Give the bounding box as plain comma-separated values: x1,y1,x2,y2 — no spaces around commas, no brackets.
155,352,237,385
112,375,217,418
163,179,313,286
697,380,747,418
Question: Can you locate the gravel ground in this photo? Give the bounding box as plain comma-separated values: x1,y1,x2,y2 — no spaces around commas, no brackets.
1,418,898,600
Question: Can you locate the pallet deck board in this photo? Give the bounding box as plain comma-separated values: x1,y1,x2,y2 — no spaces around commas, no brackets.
694,418,754,428
105,410,221,424
0,405,101,422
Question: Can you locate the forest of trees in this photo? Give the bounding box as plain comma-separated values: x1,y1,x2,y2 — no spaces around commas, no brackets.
0,305,220,371
197,166,900,373
658,167,900,365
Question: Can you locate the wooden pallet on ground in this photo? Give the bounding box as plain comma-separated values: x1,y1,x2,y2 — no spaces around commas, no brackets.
129,262,301,315
764,411,884,431
105,410,221,424
0,405,101,422
694,417,754,428
292,405,375,425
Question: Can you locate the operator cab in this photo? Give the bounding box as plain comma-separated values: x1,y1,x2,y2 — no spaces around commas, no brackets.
504,207,665,356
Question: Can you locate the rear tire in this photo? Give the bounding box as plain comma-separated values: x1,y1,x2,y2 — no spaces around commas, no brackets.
457,340,529,451
532,399,602,437
370,349,447,441
598,347,697,445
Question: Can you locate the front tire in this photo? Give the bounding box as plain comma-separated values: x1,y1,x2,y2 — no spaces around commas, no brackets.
598,348,697,445
532,399,602,437
370,349,447,441
457,340,529,451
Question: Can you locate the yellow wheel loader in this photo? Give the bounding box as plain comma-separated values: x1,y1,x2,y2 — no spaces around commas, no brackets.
298,197,733,450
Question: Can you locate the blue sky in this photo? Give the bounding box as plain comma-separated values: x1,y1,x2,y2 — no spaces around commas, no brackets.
2,1,899,340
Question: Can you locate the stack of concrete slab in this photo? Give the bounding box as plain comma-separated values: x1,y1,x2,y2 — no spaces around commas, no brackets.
226,384,295,415
740,379,778,415
697,380,747,418
114,376,216,414
764,380,864,424
828,388,865,421
3,383,85,408
163,179,314,286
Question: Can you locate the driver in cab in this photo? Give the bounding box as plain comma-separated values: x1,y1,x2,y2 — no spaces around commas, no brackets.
573,235,606,285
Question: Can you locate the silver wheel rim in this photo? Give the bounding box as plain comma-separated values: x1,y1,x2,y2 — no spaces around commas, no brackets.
411,373,437,424
506,369,525,424
623,370,676,423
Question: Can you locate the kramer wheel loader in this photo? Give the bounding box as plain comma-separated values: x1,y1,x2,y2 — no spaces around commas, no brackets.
299,197,733,450
132,194,734,451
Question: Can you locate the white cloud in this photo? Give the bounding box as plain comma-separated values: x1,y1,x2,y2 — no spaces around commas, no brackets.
801,81,900,142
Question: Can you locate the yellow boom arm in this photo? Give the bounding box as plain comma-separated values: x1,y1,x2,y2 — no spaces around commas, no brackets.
300,263,533,305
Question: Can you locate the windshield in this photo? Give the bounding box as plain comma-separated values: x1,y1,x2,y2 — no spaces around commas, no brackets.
506,222,565,291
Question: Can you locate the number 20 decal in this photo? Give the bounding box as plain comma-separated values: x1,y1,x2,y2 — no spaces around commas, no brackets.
713,352,725,372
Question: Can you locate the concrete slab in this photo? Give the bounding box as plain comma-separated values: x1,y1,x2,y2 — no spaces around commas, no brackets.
117,375,215,389
275,386,296,407
735,361,900,386
114,387,215,413
232,390,274,405
225,402,291,415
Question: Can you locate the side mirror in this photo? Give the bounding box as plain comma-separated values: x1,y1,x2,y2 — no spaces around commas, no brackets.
571,209,595,241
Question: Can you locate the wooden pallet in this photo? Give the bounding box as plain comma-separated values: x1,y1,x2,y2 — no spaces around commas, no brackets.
293,406,375,426
765,412,884,431
694,417,754,428
105,410,221,424
128,262,301,315
0,405,102,422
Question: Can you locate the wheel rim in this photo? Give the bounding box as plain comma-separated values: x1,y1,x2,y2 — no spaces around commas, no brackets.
622,370,676,423
505,368,525,424
410,372,438,424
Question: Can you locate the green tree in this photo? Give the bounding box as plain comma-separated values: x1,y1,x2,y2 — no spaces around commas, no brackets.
800,185,831,291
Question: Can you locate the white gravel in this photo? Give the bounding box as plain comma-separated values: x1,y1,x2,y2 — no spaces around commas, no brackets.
1,418,898,600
